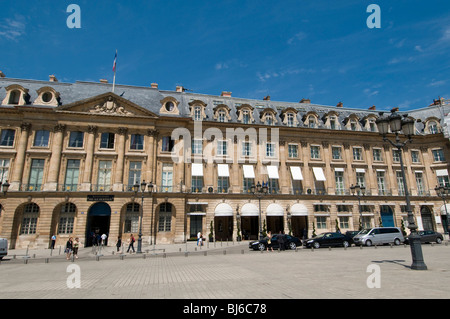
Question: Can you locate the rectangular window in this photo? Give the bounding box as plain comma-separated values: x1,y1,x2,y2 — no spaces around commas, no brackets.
242,110,250,124
377,171,387,195
316,216,327,229
191,176,203,193
268,179,279,194
161,136,174,152
335,171,345,195
288,144,298,158
266,143,275,157
217,140,228,156
411,150,420,163
97,160,112,191
68,131,84,148
218,176,229,193
0,159,10,183
353,147,363,161
158,203,172,232
373,149,382,162
332,146,342,160
192,139,203,155
28,159,45,191
396,171,405,196
33,130,50,147
339,217,350,229
432,149,445,162
437,175,450,188
64,159,80,191
161,163,173,192
415,172,425,195
130,134,144,150
100,133,115,149
0,129,15,147
242,142,252,157
128,161,142,190
311,146,320,159
392,149,401,162
356,172,366,188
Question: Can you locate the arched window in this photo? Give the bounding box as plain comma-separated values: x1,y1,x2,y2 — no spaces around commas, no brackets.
158,203,172,232
124,203,140,233
20,203,39,235
58,203,76,234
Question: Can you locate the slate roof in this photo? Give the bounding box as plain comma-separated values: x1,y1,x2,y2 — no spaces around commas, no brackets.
1,76,449,134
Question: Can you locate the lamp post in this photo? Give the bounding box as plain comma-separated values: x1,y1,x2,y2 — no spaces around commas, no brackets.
350,184,366,231
251,181,268,240
376,110,427,270
435,185,450,240
133,180,152,254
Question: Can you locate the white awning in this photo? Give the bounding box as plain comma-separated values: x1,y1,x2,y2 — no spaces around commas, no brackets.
436,169,449,176
191,163,203,176
267,165,279,179
243,165,255,179
312,167,326,181
356,168,366,173
266,203,284,216
214,203,233,216
290,203,308,216
334,167,344,172
218,164,229,177
290,166,303,180
241,203,259,216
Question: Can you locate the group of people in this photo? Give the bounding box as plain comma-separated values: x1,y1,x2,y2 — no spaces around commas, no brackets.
116,234,136,253
64,237,80,259
265,231,286,252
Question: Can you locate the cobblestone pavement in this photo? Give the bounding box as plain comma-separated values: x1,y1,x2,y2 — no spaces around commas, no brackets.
0,241,449,300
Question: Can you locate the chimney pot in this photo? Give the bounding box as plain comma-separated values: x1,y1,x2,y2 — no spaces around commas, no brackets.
221,91,232,97
336,102,343,108
49,75,58,82
300,98,311,104
151,83,158,89
0,71,5,78
100,79,108,84
176,86,185,92
369,105,376,110
263,95,271,101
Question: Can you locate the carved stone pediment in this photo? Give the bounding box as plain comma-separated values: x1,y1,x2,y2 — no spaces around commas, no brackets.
90,98,133,116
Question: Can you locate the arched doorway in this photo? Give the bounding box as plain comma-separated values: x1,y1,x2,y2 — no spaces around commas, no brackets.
266,203,284,234
290,203,308,238
420,206,434,231
240,203,259,240
214,203,233,241
380,205,395,227
11,202,40,248
50,202,77,248
86,202,111,247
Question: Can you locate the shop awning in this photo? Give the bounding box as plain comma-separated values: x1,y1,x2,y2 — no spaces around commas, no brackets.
290,203,308,216
267,165,279,179
240,203,259,216
290,166,303,180
266,203,284,216
312,167,326,181
218,164,229,177
191,163,203,176
214,203,233,216
243,165,255,179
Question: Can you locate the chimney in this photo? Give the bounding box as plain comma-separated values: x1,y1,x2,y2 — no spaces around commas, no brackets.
391,107,399,112
369,105,376,110
0,71,5,78
49,75,58,82
151,83,158,89
336,102,343,108
299,98,311,104
176,86,185,92
99,79,108,84
221,91,232,97
263,95,271,101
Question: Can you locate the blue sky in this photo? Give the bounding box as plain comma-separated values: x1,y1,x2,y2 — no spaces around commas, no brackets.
1,0,450,111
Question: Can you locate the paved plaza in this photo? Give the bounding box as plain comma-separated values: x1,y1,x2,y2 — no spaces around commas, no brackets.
0,241,449,301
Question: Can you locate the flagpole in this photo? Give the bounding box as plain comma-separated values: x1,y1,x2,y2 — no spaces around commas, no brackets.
112,71,116,93
112,50,117,93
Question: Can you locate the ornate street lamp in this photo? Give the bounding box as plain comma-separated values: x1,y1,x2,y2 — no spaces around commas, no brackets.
350,184,366,231
251,181,268,240
435,185,450,240
376,110,427,270
133,180,151,254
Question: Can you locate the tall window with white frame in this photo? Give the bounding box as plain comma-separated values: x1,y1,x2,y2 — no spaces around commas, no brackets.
28,159,45,191
335,170,345,195
396,171,406,196
97,160,112,191
377,171,387,195
161,163,173,192
415,172,425,196
64,159,80,191
158,203,172,232
20,203,39,235
33,130,50,147
58,203,76,234
128,161,142,191
0,159,9,184
124,203,140,233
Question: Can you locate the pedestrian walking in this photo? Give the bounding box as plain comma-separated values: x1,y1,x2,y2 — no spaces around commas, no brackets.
72,237,79,259
266,231,274,252
127,234,135,253
197,231,201,246
101,233,107,246
116,236,122,252
278,231,285,251
50,234,56,249
65,237,73,260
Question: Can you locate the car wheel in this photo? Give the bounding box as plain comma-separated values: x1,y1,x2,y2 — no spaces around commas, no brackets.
313,242,320,249
289,242,297,250
436,237,443,244
342,241,349,248
365,240,372,247
394,238,401,246
257,243,266,251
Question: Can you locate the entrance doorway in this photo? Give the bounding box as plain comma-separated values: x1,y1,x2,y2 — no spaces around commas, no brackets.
380,205,395,227
86,202,111,247
267,216,283,234
241,216,259,240
291,216,308,238
420,206,434,231
214,216,233,241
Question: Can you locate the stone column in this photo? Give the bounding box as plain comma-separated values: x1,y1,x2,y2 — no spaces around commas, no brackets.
44,124,66,191
113,127,127,191
80,125,97,191
10,122,31,191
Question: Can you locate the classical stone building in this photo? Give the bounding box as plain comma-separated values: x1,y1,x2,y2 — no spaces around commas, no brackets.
0,73,449,249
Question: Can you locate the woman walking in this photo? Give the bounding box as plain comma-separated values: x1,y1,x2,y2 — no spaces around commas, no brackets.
72,237,80,259
266,231,274,252
65,237,73,260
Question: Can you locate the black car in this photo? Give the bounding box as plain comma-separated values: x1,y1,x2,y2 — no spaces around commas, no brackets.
249,234,302,251
405,230,444,244
345,231,360,239
305,232,353,249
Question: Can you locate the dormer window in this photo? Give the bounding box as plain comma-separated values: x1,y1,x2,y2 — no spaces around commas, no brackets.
236,104,255,124
2,84,29,106
303,113,318,128
260,108,277,126
194,106,202,121
9,90,20,105
344,115,361,131
280,108,298,127
188,100,207,121
213,104,231,123
159,97,180,115
34,87,60,106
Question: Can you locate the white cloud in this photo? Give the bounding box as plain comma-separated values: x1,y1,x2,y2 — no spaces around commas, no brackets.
427,80,446,87
287,31,307,45
0,15,26,41
414,45,424,52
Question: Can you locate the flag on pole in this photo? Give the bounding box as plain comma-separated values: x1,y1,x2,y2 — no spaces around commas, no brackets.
113,50,117,73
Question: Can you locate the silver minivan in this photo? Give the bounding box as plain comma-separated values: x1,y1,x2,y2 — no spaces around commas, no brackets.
0,238,7,260
353,227,404,246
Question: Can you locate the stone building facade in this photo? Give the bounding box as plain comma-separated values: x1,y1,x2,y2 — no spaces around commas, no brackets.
0,74,449,249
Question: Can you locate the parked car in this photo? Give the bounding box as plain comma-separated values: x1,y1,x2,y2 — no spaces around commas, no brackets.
352,227,404,247
0,238,7,260
249,234,302,251
345,230,361,239
405,231,444,244
305,232,353,249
